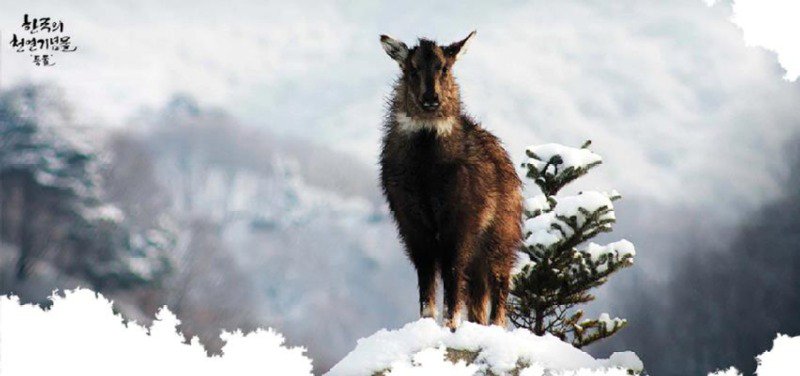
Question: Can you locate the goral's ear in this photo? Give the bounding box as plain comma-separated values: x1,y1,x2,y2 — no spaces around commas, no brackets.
444,31,476,61
380,35,409,66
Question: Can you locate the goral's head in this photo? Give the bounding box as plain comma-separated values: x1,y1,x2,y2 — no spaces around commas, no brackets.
380,32,475,119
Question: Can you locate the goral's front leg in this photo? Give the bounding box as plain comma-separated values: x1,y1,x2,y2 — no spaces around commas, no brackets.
441,261,464,332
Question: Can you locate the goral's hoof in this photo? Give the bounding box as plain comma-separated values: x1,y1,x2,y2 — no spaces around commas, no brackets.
421,304,438,320
443,318,459,332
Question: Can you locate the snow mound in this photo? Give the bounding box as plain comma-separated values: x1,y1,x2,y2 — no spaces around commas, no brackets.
708,334,800,376
0,289,313,376
326,319,642,376
755,334,800,376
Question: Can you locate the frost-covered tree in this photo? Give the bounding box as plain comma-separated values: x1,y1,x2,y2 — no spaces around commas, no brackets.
508,141,635,348
0,84,172,290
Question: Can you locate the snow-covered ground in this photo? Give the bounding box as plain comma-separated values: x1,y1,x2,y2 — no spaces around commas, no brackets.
708,334,800,376
4,288,800,375
1,288,643,376
0,289,313,376
326,319,643,376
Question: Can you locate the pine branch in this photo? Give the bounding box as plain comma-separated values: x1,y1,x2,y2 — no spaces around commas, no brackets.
508,141,635,348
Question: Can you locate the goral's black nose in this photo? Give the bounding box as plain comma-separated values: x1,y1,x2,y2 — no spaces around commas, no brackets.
421,92,440,111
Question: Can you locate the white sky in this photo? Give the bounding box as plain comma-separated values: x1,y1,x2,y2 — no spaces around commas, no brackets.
709,0,800,81
1,0,799,211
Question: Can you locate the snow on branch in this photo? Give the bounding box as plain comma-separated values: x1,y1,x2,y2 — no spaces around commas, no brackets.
523,191,619,251
509,141,635,349
523,141,602,196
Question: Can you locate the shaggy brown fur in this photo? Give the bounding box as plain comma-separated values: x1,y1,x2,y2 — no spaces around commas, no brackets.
378,32,523,330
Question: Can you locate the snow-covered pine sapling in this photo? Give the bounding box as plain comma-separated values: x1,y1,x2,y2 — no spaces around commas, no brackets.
507,141,636,348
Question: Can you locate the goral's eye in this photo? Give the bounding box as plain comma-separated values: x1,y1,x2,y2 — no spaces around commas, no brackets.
441,66,448,74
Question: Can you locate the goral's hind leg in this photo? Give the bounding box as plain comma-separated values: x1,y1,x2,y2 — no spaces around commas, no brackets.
485,219,518,327
467,270,489,325
489,271,511,326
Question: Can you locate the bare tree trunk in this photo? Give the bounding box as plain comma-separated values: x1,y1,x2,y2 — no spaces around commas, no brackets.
534,307,545,335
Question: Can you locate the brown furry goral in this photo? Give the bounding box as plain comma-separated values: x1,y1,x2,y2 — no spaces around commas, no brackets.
378,32,523,331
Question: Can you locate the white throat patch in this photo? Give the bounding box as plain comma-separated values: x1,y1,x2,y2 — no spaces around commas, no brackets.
395,112,456,137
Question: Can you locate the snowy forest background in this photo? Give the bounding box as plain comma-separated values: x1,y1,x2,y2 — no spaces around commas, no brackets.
1,1,799,375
